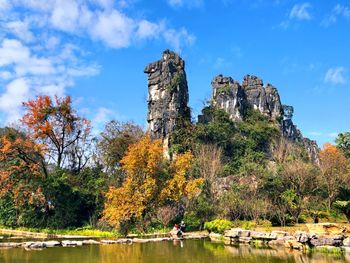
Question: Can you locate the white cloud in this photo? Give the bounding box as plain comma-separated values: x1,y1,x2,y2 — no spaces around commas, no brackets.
321,4,350,27
67,65,101,77
93,107,115,124
324,67,346,85
334,4,350,18
35,84,65,97
0,0,195,125
0,0,11,11
163,28,196,52
0,71,13,80
167,0,203,8
50,0,80,32
89,10,135,48
289,3,312,20
136,20,163,40
92,107,116,134
6,20,34,43
0,78,30,123
90,0,115,9
214,57,232,69
0,39,30,67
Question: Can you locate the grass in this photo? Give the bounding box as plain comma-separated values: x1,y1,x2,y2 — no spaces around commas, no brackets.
1,226,119,238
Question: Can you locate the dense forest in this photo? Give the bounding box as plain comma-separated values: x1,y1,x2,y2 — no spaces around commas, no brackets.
0,95,350,234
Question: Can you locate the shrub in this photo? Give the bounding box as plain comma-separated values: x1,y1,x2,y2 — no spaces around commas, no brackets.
204,219,233,234
183,212,202,231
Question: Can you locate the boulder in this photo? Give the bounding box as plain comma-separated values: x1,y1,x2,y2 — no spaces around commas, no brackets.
294,231,310,243
271,231,288,239
0,242,22,248
239,237,252,243
209,232,223,241
268,235,296,247
29,242,46,249
343,237,350,247
306,223,346,235
132,238,150,243
250,231,277,240
82,239,100,245
61,240,83,247
101,240,119,244
224,228,250,238
285,240,304,250
309,235,344,247
116,239,132,244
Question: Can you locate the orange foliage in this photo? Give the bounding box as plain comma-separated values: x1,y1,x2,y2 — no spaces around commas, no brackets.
319,143,349,210
102,136,203,228
0,132,46,207
21,95,91,168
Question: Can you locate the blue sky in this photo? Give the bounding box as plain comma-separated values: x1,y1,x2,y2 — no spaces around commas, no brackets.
0,0,349,146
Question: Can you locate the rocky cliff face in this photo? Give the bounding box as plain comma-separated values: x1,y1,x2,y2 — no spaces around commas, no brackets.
144,51,319,163
211,74,319,163
145,50,190,156
212,74,282,121
212,75,247,120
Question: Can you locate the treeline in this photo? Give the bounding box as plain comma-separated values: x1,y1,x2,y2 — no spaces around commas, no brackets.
0,95,350,233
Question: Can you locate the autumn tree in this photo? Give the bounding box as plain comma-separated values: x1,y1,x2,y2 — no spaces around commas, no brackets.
97,120,144,185
319,143,349,211
280,160,319,223
102,136,203,230
0,128,46,223
336,132,350,160
21,96,91,170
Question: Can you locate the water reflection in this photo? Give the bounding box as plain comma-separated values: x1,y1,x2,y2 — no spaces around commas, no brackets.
0,240,348,263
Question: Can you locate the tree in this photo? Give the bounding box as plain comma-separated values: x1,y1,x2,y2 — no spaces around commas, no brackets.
0,128,46,224
97,120,143,185
156,206,177,229
102,136,203,230
336,132,350,160
21,95,91,170
280,160,319,223
319,143,349,211
334,201,350,222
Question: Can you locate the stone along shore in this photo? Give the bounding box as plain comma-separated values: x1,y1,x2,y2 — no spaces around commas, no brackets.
210,223,350,253
0,233,208,249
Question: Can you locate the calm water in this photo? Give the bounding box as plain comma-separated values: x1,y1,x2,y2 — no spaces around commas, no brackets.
0,239,348,263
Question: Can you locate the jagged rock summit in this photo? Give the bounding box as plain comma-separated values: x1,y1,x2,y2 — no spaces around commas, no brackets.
211,73,319,164
144,50,319,163
145,50,190,155
212,74,282,121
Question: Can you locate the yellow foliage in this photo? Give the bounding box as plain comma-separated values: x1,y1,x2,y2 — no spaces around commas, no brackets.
102,136,204,228
160,152,203,202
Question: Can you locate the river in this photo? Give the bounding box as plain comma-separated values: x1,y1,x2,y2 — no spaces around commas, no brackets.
0,239,347,263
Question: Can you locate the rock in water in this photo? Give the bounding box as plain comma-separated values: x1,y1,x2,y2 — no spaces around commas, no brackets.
145,50,191,157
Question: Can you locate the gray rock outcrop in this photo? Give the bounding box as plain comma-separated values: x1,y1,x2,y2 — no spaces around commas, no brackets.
242,75,282,120
212,75,247,120
211,74,282,121
210,74,319,164
145,50,191,156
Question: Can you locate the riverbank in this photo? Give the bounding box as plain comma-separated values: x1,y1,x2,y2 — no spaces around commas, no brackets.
0,227,118,239
0,231,209,249
209,223,350,255
1,223,350,256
